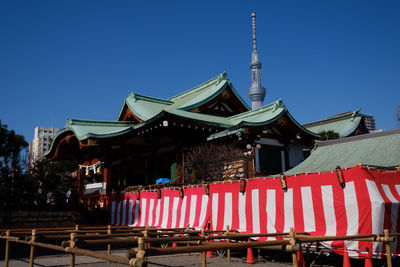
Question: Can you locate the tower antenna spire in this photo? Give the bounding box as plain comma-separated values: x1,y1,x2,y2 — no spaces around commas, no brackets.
248,12,266,110
252,12,257,51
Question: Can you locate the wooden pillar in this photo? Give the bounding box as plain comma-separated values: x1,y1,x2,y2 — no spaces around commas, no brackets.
284,144,290,172
176,150,184,184
77,168,85,197
247,160,253,178
103,166,112,195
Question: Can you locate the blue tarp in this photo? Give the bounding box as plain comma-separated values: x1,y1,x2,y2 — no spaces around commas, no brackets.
156,178,171,184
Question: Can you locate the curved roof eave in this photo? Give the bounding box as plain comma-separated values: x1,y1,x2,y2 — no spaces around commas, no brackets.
130,110,233,131
44,128,74,158
178,80,251,112
285,109,321,138
75,127,134,140
227,80,251,111
338,117,363,137
177,81,229,111
235,108,286,128
116,98,129,121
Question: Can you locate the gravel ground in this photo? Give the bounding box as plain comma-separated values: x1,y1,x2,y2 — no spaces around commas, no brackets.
0,252,294,267
0,245,392,267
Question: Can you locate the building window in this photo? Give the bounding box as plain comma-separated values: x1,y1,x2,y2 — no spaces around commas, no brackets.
258,147,283,175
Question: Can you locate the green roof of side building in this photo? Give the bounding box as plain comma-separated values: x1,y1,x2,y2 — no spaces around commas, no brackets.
284,128,400,175
303,110,369,138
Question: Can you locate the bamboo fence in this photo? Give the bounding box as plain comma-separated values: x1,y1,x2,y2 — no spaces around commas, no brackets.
0,225,396,267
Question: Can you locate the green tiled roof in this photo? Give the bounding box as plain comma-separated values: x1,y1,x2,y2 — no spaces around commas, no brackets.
168,72,250,111
303,110,367,137
284,129,400,175
44,119,134,158
119,93,172,121
228,99,285,126
49,72,318,154
168,109,233,128
64,119,133,140
206,99,320,140
117,72,251,122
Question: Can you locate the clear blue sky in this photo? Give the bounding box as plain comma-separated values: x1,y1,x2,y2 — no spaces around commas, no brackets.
1,0,399,142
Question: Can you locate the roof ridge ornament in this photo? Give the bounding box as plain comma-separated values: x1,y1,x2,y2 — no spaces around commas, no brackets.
129,91,137,102
216,71,228,85
248,12,266,110
351,108,361,121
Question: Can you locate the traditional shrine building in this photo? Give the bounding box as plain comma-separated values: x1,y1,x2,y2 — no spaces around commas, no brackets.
45,13,320,199
45,72,319,197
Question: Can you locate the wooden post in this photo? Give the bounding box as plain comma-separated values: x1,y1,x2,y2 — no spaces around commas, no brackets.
143,229,149,249
107,225,112,262
186,224,190,256
201,229,206,267
136,237,146,261
70,233,76,267
5,230,10,267
384,229,392,267
225,225,231,262
29,229,36,267
289,227,298,267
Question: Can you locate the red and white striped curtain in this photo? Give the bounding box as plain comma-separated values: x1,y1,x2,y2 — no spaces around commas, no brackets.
110,166,400,258
110,186,209,229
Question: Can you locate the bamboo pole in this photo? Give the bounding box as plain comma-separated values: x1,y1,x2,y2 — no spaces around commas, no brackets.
4,230,10,267
127,239,291,258
289,227,298,267
384,229,392,267
201,229,206,267
29,229,36,267
64,246,136,265
107,225,112,262
295,233,393,242
69,233,76,267
226,226,231,263
31,232,143,242
62,237,139,247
